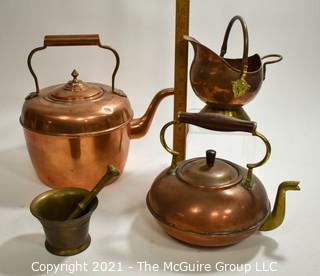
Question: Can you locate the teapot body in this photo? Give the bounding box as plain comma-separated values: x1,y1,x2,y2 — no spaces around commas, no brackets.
147,159,271,247
24,125,130,189
20,34,173,189
147,112,299,246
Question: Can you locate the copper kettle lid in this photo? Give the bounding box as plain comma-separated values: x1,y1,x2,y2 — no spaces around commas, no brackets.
48,69,104,102
20,70,133,136
177,150,242,188
20,34,133,136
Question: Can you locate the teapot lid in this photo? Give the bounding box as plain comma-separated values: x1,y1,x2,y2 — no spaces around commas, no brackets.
47,69,104,102
177,150,242,188
20,70,133,136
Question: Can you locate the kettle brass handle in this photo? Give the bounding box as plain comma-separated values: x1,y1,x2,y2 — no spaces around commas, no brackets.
26,34,119,98
160,112,271,188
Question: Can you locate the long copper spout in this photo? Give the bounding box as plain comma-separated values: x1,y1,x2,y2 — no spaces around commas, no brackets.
260,181,300,231
129,88,174,139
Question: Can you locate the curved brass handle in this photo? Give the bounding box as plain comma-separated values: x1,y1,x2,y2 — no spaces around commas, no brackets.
160,112,271,188
160,120,180,171
220,15,249,75
26,34,120,99
261,54,283,80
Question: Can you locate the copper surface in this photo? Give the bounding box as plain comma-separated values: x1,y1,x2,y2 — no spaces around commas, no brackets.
156,221,257,247
147,164,270,247
184,16,282,108
22,87,172,189
176,158,243,188
147,112,299,246
21,34,173,189
173,0,190,161
21,82,132,135
44,34,100,46
129,88,174,139
23,127,129,189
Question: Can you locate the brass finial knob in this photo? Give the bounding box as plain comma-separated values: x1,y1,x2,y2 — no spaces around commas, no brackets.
71,69,79,82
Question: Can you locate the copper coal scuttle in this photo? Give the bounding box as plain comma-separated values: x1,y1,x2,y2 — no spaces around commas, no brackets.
20,34,173,189
184,16,282,120
147,112,300,247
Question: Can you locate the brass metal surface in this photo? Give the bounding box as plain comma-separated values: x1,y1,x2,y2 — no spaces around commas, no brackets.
68,165,120,220
244,130,271,188
27,34,119,98
232,65,251,97
21,34,173,189
148,112,299,246
200,105,250,121
184,15,282,109
30,188,98,256
173,0,190,161
160,114,271,188
260,181,300,231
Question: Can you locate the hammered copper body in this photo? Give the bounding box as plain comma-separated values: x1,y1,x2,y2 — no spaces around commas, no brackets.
184,16,282,108
147,112,299,247
20,35,173,189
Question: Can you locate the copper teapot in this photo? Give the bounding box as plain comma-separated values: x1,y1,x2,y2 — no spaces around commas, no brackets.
184,15,282,109
147,112,300,247
20,34,173,190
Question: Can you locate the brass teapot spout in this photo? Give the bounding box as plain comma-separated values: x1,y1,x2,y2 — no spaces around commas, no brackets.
260,181,300,231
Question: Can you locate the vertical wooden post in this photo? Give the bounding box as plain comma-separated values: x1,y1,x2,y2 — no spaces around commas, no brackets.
173,0,190,161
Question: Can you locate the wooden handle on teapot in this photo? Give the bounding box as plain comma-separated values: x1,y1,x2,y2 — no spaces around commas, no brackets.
178,112,256,133
161,113,270,184
44,34,100,46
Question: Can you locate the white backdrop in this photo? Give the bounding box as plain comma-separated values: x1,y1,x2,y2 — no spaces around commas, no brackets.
0,0,319,275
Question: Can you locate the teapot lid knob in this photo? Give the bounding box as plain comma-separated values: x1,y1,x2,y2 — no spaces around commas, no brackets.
71,69,79,82
206,150,216,168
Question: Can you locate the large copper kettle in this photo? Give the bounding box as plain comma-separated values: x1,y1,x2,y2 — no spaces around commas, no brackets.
147,112,300,247
184,15,282,110
20,34,173,190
